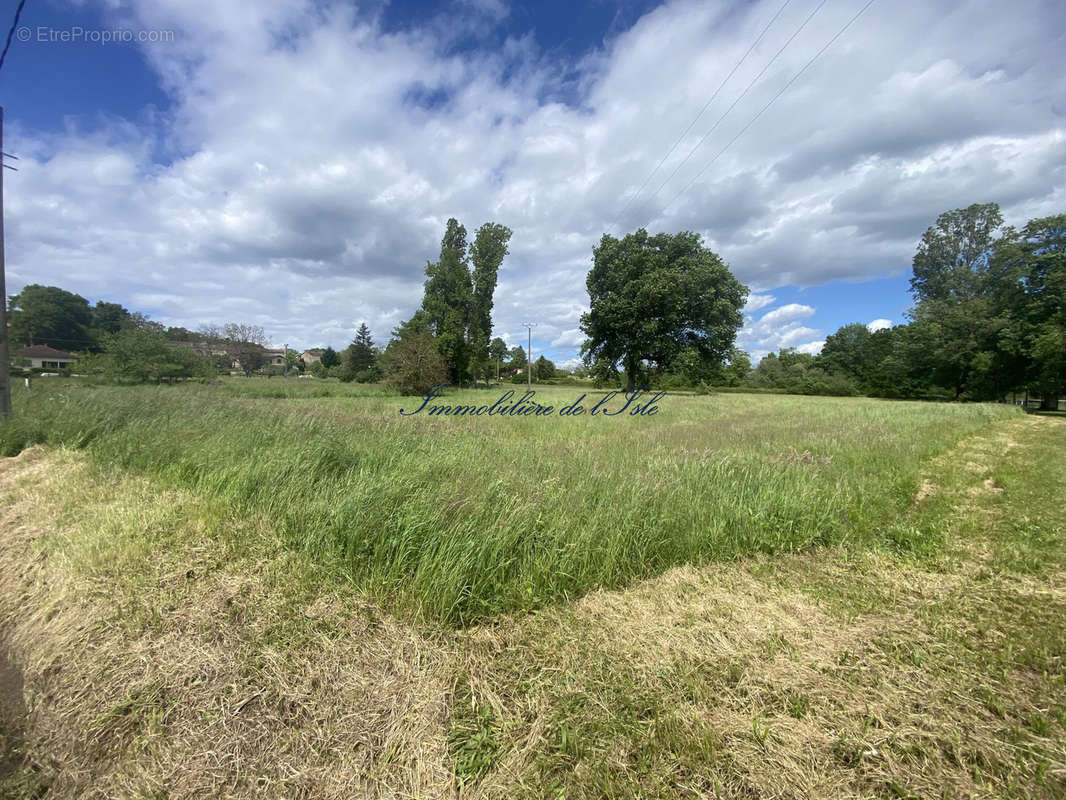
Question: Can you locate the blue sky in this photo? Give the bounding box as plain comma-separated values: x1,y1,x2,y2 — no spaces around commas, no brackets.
2,0,1064,362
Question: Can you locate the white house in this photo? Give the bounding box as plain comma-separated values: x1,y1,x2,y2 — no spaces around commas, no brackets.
13,344,79,369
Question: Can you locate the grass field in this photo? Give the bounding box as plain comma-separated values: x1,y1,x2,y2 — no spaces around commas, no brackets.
1,379,1064,798
0,379,1018,623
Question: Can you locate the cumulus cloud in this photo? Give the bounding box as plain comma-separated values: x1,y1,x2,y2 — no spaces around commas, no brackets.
743,293,776,312
5,0,1065,356
737,302,823,362
867,318,893,332
551,329,586,348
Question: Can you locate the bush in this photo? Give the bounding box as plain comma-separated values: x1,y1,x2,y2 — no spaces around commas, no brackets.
382,331,449,396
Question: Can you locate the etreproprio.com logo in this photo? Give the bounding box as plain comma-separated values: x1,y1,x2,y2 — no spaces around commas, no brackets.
18,26,176,45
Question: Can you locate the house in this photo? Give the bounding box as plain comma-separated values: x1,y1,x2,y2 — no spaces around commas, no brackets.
167,340,235,359
265,348,286,367
13,344,79,369
300,348,325,366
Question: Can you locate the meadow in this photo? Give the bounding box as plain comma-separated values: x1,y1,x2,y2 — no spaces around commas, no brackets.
0,378,1019,623
2,378,1064,798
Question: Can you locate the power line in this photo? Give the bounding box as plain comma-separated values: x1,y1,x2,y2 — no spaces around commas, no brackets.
0,0,28,75
655,0,877,221
637,0,830,220
615,0,793,225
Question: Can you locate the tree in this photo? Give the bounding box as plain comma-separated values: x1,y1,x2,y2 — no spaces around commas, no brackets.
92,301,132,335
165,326,199,341
320,346,340,368
468,223,512,384
7,285,96,351
418,219,511,387
817,323,872,383
908,203,1007,399
422,219,473,385
489,338,508,363
101,328,213,383
284,349,302,373
392,309,432,341
509,345,527,370
488,337,508,380
340,323,377,382
721,348,751,386
533,355,556,380
911,203,1004,304
221,322,269,376
223,322,268,346
992,214,1066,409
382,330,449,396
580,229,747,390
351,322,377,370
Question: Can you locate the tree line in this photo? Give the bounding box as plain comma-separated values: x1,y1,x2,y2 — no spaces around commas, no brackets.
10,202,1061,404
742,204,1065,409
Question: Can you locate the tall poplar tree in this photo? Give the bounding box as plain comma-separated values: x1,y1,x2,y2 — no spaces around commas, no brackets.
468,223,512,385
419,218,511,386
422,219,473,384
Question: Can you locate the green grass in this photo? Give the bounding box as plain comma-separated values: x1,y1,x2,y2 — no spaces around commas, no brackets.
0,378,1021,624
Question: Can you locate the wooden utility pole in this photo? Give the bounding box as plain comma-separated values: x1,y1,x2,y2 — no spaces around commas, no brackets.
0,106,10,419
523,322,537,391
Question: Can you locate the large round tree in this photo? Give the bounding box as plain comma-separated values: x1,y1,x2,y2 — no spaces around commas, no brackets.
580,229,747,389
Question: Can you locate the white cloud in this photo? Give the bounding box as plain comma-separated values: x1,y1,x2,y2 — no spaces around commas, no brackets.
738,302,822,358
796,340,825,355
5,0,1065,354
557,356,584,371
550,328,585,348
867,318,893,332
743,293,776,312
754,303,815,326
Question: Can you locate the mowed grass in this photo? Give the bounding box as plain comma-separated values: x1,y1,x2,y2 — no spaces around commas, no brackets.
0,378,1020,623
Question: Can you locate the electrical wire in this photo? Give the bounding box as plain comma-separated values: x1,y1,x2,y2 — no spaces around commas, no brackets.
639,0,831,217
0,0,28,75
615,0,794,224
654,0,878,223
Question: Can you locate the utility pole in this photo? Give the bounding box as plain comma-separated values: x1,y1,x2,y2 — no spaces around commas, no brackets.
522,322,537,390
0,106,14,419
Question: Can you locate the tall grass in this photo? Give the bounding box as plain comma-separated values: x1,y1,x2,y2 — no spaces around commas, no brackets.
0,379,1020,623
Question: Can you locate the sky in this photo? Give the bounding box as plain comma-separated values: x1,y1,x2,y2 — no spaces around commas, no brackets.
1,0,1064,366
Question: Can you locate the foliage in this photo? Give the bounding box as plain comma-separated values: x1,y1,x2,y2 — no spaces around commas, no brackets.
489,337,509,364
580,229,747,390
340,323,377,382
381,330,449,395
745,348,859,396
791,205,1066,406
97,328,214,383
419,218,511,386
468,223,513,384
284,349,302,372
422,219,474,384
92,300,132,335
533,355,555,380
222,323,268,346
7,284,97,351
319,346,340,369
